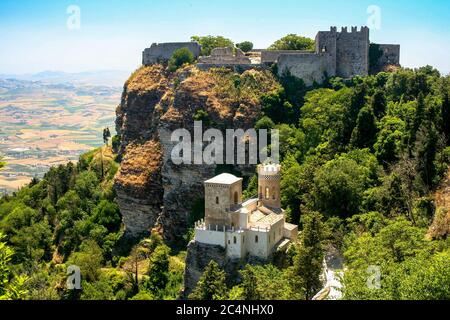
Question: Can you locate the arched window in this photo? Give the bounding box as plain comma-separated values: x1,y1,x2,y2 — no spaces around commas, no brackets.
234,191,239,204
233,236,237,244
255,235,259,243
215,197,219,204
272,187,276,200
265,187,270,200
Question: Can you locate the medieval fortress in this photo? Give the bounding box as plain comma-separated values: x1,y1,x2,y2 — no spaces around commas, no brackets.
143,26,400,85
194,164,298,260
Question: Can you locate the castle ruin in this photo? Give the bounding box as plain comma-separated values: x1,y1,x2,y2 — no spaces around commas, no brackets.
142,26,400,86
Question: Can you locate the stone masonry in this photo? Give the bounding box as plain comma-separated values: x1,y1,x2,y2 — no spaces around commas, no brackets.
142,42,201,65
142,26,400,86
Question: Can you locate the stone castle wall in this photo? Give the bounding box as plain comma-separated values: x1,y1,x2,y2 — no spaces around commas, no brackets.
260,50,314,64
142,26,398,86
335,26,370,78
142,42,201,65
277,53,333,86
373,44,401,73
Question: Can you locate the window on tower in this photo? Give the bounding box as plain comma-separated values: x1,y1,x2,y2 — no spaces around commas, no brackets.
265,187,270,200
216,197,219,204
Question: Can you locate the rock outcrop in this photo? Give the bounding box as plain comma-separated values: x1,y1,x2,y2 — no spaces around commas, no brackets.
114,64,280,243
183,241,243,297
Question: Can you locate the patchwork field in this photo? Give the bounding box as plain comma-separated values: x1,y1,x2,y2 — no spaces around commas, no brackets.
0,78,123,193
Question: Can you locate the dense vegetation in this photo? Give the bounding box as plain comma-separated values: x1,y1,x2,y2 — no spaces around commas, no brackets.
1,47,449,300
0,146,184,300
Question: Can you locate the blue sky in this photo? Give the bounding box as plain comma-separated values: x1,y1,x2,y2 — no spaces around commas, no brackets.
0,0,449,74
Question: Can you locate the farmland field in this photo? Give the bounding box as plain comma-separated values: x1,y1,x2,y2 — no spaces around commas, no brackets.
0,78,124,193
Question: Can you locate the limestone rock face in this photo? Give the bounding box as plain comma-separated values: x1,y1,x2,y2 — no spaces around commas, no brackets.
183,241,243,297
114,65,280,242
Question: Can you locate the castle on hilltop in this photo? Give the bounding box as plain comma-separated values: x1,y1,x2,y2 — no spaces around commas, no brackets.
193,164,298,260
142,26,400,86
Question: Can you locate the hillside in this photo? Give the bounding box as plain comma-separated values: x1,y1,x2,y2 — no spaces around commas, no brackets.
0,78,121,193
0,61,450,301
114,64,280,243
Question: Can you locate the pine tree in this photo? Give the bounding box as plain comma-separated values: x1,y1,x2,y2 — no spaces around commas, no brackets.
371,89,387,118
416,124,439,188
344,84,367,143
292,211,325,300
240,266,261,300
350,106,378,149
189,261,228,300
146,245,170,294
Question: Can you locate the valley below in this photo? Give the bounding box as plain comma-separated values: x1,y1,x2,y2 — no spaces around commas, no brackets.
0,77,124,193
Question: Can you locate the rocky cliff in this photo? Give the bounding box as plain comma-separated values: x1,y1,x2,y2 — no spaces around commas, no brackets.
114,64,280,243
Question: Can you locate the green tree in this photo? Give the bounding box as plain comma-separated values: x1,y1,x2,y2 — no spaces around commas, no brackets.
415,124,439,187
236,41,254,53
67,240,103,282
239,266,261,300
269,34,315,51
168,47,195,72
292,211,325,300
191,35,234,56
145,245,170,294
371,89,387,118
189,261,227,300
350,106,378,149
312,150,379,217
374,116,406,165
0,233,28,300
102,127,111,145
92,200,121,232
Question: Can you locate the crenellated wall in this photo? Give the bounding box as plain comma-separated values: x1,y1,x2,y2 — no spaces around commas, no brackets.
335,26,370,78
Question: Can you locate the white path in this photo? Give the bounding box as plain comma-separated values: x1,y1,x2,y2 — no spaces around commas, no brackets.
312,246,344,300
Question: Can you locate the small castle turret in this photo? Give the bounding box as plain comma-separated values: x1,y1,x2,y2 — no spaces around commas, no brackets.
258,164,281,209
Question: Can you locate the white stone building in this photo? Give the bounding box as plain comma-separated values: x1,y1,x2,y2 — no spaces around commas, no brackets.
194,164,298,260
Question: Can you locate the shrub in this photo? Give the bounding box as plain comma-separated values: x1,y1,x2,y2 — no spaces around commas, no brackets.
236,41,254,53
269,34,315,51
191,35,234,56
168,48,195,72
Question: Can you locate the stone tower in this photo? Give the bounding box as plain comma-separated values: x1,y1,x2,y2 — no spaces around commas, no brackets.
204,173,243,229
258,164,281,209
335,26,370,78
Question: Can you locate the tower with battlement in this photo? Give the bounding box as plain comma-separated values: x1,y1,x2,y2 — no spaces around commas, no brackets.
258,164,281,209
194,164,298,261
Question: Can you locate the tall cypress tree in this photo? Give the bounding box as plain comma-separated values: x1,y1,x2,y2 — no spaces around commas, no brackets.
350,106,378,149
293,211,325,300
371,89,387,119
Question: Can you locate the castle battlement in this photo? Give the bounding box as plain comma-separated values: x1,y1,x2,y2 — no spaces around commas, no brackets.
142,26,400,86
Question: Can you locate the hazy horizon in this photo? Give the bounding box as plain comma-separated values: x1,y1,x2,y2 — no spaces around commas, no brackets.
1,0,450,75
